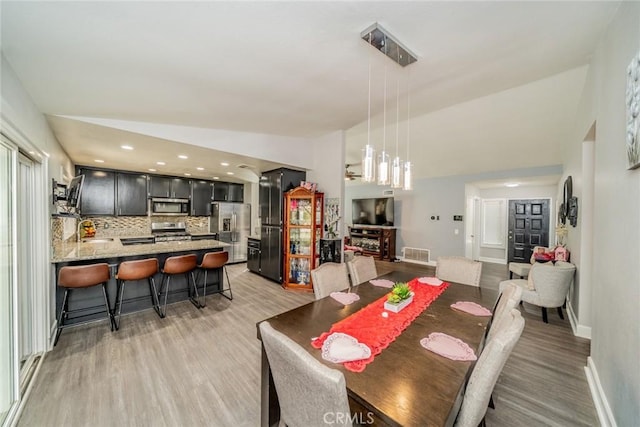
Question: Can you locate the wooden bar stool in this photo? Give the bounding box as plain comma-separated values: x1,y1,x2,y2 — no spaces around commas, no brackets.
197,251,233,307
55,263,113,346
113,258,161,330
158,254,199,317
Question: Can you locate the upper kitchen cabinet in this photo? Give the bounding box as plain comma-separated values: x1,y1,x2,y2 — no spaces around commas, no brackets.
228,183,244,202
191,180,213,216
213,182,244,202
149,176,191,199
77,168,116,216
116,172,148,216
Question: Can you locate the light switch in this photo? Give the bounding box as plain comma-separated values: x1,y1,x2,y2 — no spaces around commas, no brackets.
454,229,459,235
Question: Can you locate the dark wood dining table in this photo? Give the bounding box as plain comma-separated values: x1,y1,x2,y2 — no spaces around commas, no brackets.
258,270,497,426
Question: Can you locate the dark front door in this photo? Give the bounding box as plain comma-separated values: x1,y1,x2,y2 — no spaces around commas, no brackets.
508,199,550,263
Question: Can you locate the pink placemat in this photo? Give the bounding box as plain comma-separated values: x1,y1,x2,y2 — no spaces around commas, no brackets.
420,332,477,361
330,292,360,305
369,279,394,288
450,301,492,316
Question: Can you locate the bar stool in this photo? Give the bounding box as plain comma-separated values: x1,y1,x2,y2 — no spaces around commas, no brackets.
158,254,199,317
55,263,113,346
197,251,233,307
113,258,161,330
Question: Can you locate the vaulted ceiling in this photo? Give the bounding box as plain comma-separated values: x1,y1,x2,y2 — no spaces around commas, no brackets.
0,1,620,181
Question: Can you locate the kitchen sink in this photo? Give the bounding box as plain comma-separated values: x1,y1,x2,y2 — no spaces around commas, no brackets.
81,238,114,243
120,237,155,246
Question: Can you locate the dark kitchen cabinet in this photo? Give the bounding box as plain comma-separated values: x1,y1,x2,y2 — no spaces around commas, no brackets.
228,183,244,202
191,180,214,216
116,172,148,216
77,168,115,215
213,182,228,201
213,182,244,202
149,176,191,199
258,168,306,283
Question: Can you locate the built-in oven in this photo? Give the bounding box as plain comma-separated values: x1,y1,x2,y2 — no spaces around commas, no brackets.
150,198,190,216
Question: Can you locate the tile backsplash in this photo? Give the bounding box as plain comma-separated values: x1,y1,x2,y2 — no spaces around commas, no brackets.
51,215,211,243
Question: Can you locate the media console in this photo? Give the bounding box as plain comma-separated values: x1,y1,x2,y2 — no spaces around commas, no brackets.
348,226,396,261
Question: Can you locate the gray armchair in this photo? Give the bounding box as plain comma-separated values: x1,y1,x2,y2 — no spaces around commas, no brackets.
499,261,576,323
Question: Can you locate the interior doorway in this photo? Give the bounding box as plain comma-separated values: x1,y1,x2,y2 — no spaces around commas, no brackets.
507,199,550,263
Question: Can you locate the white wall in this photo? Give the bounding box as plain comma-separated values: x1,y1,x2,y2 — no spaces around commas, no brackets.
306,130,345,238
567,3,640,425
345,165,561,260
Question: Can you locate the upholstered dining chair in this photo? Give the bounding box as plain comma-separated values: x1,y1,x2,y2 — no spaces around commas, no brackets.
487,282,523,342
347,255,377,285
311,262,351,300
435,256,483,287
499,261,576,323
455,309,525,427
259,321,353,427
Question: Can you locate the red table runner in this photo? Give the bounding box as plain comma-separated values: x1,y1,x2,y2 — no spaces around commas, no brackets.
311,278,449,372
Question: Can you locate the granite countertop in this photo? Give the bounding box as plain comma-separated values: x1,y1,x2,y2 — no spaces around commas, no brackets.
51,236,229,263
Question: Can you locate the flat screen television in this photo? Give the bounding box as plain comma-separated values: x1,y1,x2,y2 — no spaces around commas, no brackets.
66,174,85,210
351,197,394,226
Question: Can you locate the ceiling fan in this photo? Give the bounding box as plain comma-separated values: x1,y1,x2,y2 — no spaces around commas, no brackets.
345,163,362,181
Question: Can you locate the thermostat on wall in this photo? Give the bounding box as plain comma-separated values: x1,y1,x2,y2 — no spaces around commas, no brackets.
453,215,463,221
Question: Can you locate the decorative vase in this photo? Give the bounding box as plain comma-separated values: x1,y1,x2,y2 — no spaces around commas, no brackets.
384,294,414,313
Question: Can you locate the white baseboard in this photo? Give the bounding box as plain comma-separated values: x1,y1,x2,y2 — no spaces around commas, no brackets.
478,256,506,265
566,301,592,339
585,357,617,427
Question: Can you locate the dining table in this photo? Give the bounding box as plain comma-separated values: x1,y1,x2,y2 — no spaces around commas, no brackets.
257,270,498,427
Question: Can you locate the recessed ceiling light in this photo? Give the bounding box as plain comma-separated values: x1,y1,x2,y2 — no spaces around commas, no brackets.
148,168,156,172
184,173,191,176
505,183,519,188
156,161,166,166
227,172,234,175
121,145,134,150
178,155,188,159
220,162,229,166
94,159,104,163
196,167,204,171
213,176,220,180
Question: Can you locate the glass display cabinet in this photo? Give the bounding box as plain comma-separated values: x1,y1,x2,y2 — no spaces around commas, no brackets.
283,187,324,291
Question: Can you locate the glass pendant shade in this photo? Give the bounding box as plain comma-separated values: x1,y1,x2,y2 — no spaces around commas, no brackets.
403,161,412,190
391,156,402,188
362,144,376,183
377,151,390,185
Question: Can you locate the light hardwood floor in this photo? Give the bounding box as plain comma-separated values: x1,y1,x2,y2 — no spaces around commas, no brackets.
18,261,597,426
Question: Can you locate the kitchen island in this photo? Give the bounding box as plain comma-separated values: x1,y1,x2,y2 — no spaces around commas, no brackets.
51,236,230,327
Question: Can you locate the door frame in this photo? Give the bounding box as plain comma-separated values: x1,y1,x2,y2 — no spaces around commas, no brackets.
1,117,52,426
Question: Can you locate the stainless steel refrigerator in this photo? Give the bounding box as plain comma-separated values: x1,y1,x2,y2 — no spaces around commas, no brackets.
210,202,251,263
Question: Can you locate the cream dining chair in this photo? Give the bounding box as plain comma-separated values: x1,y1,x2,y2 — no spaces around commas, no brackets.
259,321,353,427
311,262,350,300
435,256,483,287
346,255,378,285
487,282,522,342
455,309,525,427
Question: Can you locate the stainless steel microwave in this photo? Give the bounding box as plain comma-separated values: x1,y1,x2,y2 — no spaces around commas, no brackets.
150,198,190,216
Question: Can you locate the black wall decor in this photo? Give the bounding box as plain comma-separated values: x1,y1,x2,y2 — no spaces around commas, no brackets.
563,176,578,227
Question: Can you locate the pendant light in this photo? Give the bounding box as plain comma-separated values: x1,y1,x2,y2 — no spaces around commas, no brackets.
362,33,375,183
403,68,413,191
391,70,403,189
377,65,390,186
